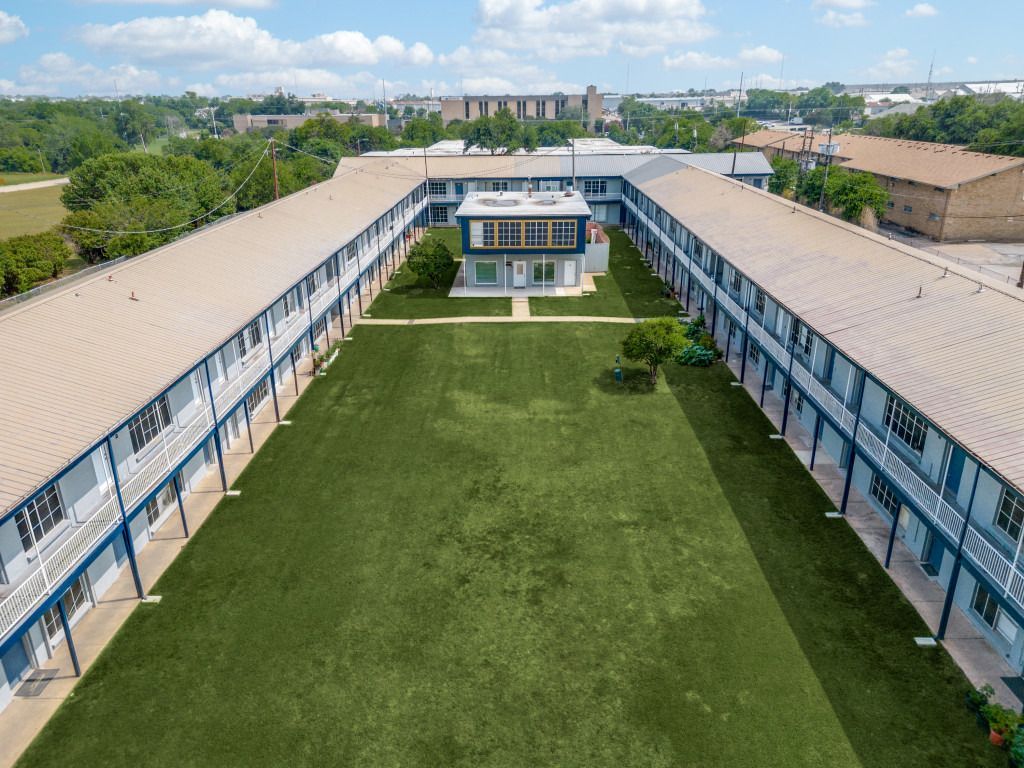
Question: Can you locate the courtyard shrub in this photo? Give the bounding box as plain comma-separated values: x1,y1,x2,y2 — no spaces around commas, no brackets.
676,343,716,367
621,316,689,383
405,238,454,289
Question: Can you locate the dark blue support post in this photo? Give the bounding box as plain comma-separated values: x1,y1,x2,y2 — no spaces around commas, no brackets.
759,360,770,408
57,598,81,677
724,320,732,361
710,280,719,335
243,399,254,452
685,245,695,313
172,474,189,538
289,349,299,396
883,507,901,568
356,283,364,316
780,353,797,436
739,287,752,383
202,360,228,492
104,437,144,599
263,313,280,421
303,276,314,348
839,373,867,515
810,412,822,470
937,464,982,640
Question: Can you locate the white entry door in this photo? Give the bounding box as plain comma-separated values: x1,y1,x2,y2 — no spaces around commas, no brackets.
564,260,577,286
513,261,527,288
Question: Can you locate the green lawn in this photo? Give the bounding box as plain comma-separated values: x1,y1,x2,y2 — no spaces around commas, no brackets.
0,186,66,239
17,322,998,767
0,172,63,186
530,227,683,318
368,228,512,318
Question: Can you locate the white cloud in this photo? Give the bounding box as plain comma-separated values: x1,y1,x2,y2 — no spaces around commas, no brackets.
0,52,163,95
866,48,916,79
472,0,715,60
439,46,581,93
905,2,937,16
84,0,275,6
812,0,872,7
966,55,978,64
662,50,732,69
186,69,379,98
738,45,783,64
817,9,867,27
78,10,433,69
0,10,28,44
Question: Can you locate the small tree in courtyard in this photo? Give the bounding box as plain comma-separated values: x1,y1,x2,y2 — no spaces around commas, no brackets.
406,238,454,289
621,317,689,384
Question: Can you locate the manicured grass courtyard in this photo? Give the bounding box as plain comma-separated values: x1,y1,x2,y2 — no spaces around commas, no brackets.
529,227,682,318
17,322,999,767
367,228,512,318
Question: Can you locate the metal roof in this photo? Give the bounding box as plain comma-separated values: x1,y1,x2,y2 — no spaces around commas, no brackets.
0,160,421,515
740,130,1024,188
626,161,1024,494
455,190,591,218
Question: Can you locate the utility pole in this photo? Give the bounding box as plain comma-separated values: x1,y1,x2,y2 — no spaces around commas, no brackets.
817,126,834,212
570,138,576,190
736,72,744,117
270,137,280,200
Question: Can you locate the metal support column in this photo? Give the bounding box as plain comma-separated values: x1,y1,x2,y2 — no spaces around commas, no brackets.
937,464,982,640
243,399,255,452
172,474,189,538
759,361,770,408
809,412,821,470
57,598,81,677
780,353,796,436
883,508,901,568
104,437,144,599
839,374,867,515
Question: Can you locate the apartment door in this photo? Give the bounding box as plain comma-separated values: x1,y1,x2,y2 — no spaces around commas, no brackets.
921,531,945,577
564,260,577,286
513,261,527,288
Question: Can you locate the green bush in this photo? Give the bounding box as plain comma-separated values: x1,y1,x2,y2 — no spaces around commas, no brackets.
0,231,71,296
981,700,1021,746
684,313,706,342
676,343,716,367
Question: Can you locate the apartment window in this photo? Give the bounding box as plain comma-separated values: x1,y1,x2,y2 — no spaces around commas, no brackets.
583,179,607,197
550,220,576,247
345,242,358,267
525,221,548,247
884,395,928,453
428,181,447,197
795,391,805,415
128,396,173,454
474,261,498,285
471,221,496,247
464,101,470,120
236,320,263,358
15,485,66,552
754,289,766,315
730,269,742,293
43,575,89,640
995,489,1024,543
305,272,321,297
429,205,449,224
790,322,813,357
246,379,270,415
870,474,900,516
973,584,1019,642
497,221,521,247
928,213,940,222
313,316,327,342
533,261,556,283
748,344,761,365
489,181,509,192
886,201,895,209
145,484,175,529
903,205,913,213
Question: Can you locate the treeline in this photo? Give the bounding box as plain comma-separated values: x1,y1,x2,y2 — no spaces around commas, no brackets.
860,95,1024,156
768,156,888,223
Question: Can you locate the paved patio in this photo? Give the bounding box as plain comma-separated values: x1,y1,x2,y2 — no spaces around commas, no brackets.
448,261,584,298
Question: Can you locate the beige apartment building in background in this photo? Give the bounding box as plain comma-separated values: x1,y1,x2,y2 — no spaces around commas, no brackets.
233,111,387,133
440,85,602,129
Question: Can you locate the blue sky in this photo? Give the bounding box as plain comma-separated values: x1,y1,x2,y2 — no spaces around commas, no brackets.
0,0,1019,98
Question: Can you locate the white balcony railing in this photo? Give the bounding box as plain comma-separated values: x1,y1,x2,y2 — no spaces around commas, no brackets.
309,279,339,320
214,356,271,418
0,495,121,639
747,323,791,370
121,405,214,510
790,361,857,435
272,315,310,359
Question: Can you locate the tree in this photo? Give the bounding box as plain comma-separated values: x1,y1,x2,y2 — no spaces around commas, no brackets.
621,317,689,384
461,108,534,155
405,238,454,288
828,170,889,222
768,156,799,196
0,231,71,296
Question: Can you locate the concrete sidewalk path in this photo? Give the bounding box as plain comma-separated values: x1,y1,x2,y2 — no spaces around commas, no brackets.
0,178,69,194
357,315,642,326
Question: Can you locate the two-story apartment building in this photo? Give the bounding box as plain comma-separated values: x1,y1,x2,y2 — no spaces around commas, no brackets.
739,130,1024,241
622,156,1024,669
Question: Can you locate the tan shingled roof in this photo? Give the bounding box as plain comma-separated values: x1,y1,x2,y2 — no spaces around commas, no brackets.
628,159,1024,493
740,130,1024,188
0,159,421,515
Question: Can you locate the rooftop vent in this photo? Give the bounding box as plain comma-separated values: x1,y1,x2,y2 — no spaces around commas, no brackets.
482,198,517,207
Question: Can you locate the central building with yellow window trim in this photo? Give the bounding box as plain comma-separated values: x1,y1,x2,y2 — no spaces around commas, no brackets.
454,190,592,295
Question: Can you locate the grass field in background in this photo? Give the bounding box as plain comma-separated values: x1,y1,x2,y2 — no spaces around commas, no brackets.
0,186,66,239
17,319,999,768
0,172,63,186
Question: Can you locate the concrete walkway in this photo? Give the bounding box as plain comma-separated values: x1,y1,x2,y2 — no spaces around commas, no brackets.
356,314,640,326
0,178,69,195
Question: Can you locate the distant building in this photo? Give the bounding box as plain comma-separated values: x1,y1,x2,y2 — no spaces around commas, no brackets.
440,85,602,129
738,129,1024,242
232,111,386,133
